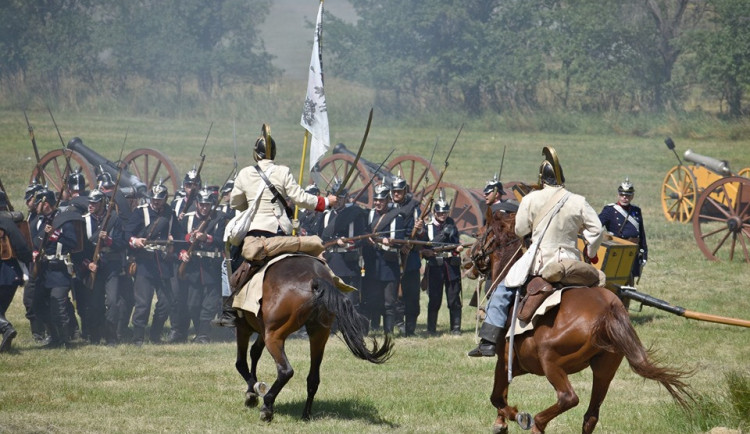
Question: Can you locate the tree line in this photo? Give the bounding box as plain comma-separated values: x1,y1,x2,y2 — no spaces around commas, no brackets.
1,0,748,118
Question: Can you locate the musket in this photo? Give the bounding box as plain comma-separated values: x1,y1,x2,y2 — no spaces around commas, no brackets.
350,148,395,204
411,123,463,240
143,239,189,247
498,145,506,180
232,119,239,174
429,241,474,253
388,238,468,249
181,121,213,214
322,230,399,249
87,140,127,289
335,108,373,196
23,110,46,185
177,168,234,279
424,136,439,187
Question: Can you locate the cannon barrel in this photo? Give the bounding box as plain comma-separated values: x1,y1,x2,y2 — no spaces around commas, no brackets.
67,137,147,197
684,149,732,177
617,286,750,328
332,143,395,182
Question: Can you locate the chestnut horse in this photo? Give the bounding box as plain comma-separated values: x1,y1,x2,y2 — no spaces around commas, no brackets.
234,255,393,422
467,210,692,434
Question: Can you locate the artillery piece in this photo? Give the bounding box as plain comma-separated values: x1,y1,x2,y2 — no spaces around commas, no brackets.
31,137,180,198
660,138,750,262
309,143,484,236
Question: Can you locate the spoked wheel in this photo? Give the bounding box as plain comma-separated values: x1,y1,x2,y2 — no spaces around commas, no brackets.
312,154,373,208
423,181,484,237
661,165,698,223
31,149,96,191
692,176,750,262
739,167,750,178
386,154,440,196
123,148,180,194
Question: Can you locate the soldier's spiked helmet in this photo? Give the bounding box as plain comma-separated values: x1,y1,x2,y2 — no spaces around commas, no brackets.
67,167,87,192
304,184,320,196
618,177,634,195
373,184,391,201
483,174,504,196
434,189,450,213
97,169,115,189
221,179,235,196
253,123,276,162
149,180,169,200
87,189,107,204
328,177,348,198
197,186,216,205
391,171,407,191
539,146,565,186
183,166,201,187
33,188,57,207
24,183,44,202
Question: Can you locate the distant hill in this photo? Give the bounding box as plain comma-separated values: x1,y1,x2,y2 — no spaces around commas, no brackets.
259,0,357,80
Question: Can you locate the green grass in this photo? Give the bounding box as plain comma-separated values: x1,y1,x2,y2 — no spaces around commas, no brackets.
1,109,750,433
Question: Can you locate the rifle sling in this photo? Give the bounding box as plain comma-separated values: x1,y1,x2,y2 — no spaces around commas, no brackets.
254,165,294,218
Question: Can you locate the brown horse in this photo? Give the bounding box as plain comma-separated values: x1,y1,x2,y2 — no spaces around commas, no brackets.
234,255,393,422
467,211,693,434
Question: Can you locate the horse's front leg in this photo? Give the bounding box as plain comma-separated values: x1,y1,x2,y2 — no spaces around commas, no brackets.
490,346,519,434
259,334,295,422
235,317,254,403
245,334,266,408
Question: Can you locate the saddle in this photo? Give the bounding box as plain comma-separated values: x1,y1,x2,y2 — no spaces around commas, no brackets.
518,277,557,323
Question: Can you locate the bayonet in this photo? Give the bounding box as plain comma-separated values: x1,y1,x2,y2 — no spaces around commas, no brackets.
23,110,45,185
498,145,506,180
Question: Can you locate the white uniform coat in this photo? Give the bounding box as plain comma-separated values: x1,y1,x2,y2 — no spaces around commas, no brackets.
515,185,603,275
230,159,321,235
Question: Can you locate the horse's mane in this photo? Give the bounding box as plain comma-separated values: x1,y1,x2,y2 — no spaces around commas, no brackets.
469,209,523,284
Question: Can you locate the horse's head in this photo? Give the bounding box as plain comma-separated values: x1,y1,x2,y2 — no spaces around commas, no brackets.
465,209,522,282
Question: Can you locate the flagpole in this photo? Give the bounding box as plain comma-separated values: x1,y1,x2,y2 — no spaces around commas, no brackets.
296,130,310,223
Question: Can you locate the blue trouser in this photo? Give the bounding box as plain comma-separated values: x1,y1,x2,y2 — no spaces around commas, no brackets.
484,280,514,329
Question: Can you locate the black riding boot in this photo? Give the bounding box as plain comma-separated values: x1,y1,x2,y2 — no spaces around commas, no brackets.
426,310,438,335
467,322,504,357
211,296,238,328
449,308,462,335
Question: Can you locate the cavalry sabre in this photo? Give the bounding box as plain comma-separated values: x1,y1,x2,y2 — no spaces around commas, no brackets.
335,108,373,197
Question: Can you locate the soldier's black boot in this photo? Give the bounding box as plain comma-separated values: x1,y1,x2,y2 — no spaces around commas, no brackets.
426,310,438,335
149,319,165,344
383,315,394,336
467,322,503,357
132,326,145,347
450,309,462,335
193,321,211,344
211,296,238,328
0,313,17,353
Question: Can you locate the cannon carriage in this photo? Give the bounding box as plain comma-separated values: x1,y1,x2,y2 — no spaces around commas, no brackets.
309,144,485,237
660,138,750,262
30,137,180,199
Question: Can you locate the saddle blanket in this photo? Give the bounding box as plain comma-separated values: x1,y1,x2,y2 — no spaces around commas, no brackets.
233,253,356,316
506,287,578,338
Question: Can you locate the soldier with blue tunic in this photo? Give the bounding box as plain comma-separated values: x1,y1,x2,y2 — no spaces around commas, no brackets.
598,178,648,286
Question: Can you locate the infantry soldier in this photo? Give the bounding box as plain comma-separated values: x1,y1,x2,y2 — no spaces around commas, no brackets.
30,188,82,348
22,183,46,343
468,147,603,357
126,181,185,346
62,167,90,214
599,178,647,286
362,183,405,335
319,180,368,318
1,192,33,352
176,187,227,343
173,168,202,220
420,196,464,335
483,175,519,218
390,174,424,337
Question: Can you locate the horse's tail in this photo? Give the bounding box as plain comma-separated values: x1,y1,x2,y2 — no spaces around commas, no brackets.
592,302,694,408
311,277,393,364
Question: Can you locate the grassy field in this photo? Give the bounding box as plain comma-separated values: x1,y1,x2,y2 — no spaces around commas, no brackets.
1,109,749,433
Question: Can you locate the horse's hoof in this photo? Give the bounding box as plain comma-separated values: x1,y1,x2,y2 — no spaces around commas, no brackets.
244,392,259,408
253,381,269,397
492,423,508,434
516,412,532,430
260,406,274,422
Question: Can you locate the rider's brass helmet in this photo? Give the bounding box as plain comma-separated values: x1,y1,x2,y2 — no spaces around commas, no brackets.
253,123,276,162
538,146,565,186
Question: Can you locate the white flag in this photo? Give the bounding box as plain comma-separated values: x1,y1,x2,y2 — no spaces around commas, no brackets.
301,2,329,173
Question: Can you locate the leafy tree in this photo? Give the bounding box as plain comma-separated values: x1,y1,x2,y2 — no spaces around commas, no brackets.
686,0,750,117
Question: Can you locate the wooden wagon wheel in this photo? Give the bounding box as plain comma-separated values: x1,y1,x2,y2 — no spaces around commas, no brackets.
739,167,750,178
122,148,180,194
661,165,698,223
311,154,373,208
692,176,750,262
30,149,96,192
386,154,440,196
423,181,484,237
